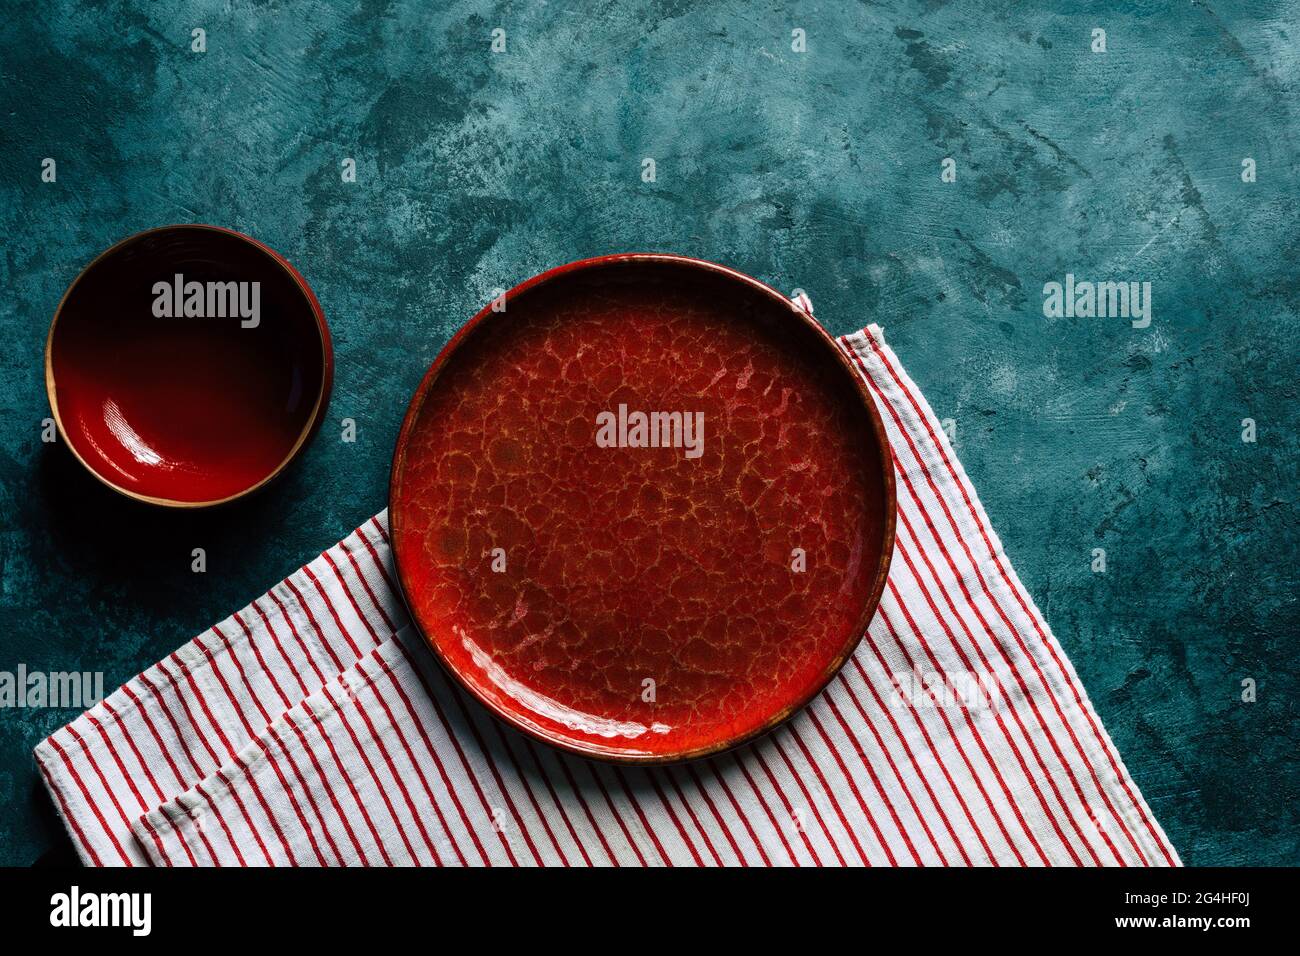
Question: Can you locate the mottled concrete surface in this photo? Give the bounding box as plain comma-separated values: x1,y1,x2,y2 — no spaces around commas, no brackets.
1,1,1296,866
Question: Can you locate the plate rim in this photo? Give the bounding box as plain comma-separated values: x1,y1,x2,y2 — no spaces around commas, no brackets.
389,252,896,764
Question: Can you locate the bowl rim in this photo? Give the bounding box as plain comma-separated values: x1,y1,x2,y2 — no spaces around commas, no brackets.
389,252,897,764
44,223,334,509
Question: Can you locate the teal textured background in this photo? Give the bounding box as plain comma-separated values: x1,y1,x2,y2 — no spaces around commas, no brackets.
1,1,1296,866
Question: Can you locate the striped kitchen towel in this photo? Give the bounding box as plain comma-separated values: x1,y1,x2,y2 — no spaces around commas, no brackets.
34,320,1180,866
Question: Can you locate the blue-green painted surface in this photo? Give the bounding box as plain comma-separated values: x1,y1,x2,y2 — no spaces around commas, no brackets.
1,1,1296,866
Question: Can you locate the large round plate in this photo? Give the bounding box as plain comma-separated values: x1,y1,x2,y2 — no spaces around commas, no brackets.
391,255,894,762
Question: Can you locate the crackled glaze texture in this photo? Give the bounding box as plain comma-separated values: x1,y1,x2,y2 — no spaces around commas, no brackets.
393,259,889,760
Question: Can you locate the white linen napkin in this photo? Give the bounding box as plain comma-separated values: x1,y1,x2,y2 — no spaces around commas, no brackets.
35,319,1180,866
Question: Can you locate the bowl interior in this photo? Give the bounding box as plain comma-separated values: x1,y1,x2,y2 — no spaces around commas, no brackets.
47,227,329,505
391,256,893,762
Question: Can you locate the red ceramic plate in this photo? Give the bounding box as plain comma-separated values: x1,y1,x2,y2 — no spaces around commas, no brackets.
391,255,894,762
46,225,332,507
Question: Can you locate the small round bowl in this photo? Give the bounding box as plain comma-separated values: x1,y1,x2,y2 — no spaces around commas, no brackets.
45,225,333,507
391,254,895,763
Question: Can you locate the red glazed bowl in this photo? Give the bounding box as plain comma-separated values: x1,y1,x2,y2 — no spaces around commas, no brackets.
45,225,333,507
391,255,895,763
